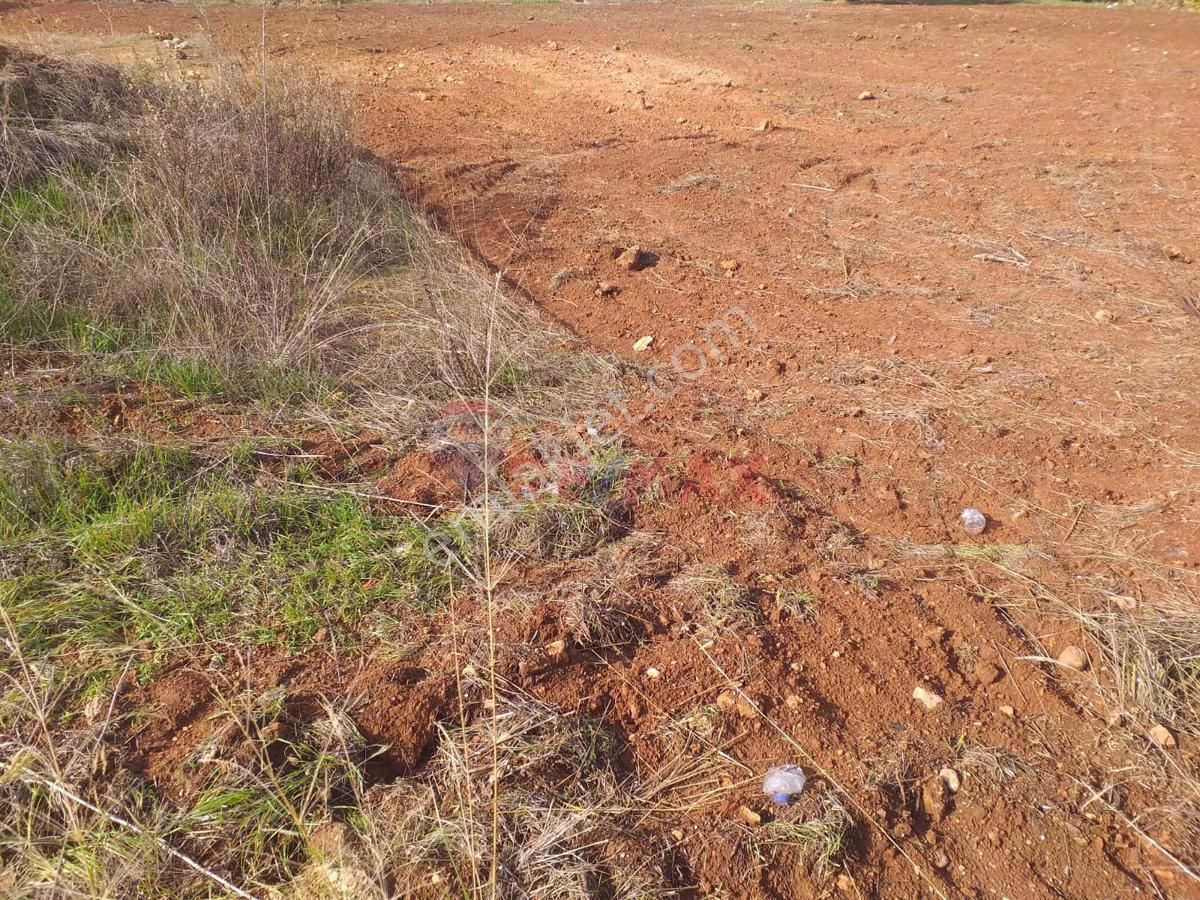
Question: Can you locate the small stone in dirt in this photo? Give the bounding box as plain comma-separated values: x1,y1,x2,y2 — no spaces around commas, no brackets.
757,119,773,132
745,388,765,403
738,805,762,826
913,685,943,710
546,41,561,51
836,874,854,893
615,245,657,271
1149,724,1177,748
597,281,620,297
545,639,568,663
735,696,758,719
716,689,739,713
957,22,969,30
632,335,654,353
921,775,949,823
1112,594,1138,612
1057,645,1089,672
1152,868,1178,888
933,849,950,869
644,666,662,679
1093,308,1114,324
1164,245,1191,263
999,704,1015,717
858,90,876,101
939,767,961,793
974,660,1002,687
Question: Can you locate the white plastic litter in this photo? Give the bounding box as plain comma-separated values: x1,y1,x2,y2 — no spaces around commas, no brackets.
959,507,987,536
762,765,807,805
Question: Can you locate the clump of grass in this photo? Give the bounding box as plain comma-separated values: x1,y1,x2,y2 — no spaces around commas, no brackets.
554,584,643,652
490,449,631,560
756,789,852,874
957,745,1028,784
0,44,140,186
635,705,747,814
773,587,817,620
863,750,917,805
1070,593,1200,733
0,440,470,699
669,563,758,632
2,41,618,415
358,689,672,897
658,173,720,194
2,68,399,399
0,631,216,897
184,692,379,884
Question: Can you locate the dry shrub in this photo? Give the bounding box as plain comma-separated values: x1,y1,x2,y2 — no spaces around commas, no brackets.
3,45,618,414
0,43,139,186
4,65,406,388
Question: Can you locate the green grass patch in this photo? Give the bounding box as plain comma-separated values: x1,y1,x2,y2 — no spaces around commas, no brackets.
0,442,474,703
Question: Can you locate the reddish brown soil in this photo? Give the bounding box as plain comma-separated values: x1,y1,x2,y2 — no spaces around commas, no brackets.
5,2,1200,897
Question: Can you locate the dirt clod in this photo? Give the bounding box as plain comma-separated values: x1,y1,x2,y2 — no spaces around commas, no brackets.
738,805,762,826
1057,645,1089,672
974,660,1002,687
913,685,944,710
615,245,658,271
921,775,950,824
1149,724,1177,748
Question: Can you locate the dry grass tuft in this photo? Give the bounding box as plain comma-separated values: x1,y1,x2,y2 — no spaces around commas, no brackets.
3,66,397,392
0,43,139,186
957,745,1028,784
358,689,673,897
668,563,759,633
756,787,853,874
2,45,615,413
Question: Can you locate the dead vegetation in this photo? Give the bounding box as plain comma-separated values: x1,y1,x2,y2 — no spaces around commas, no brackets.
1,42,609,416
0,43,139,186
0,42,646,898
4,10,1200,894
